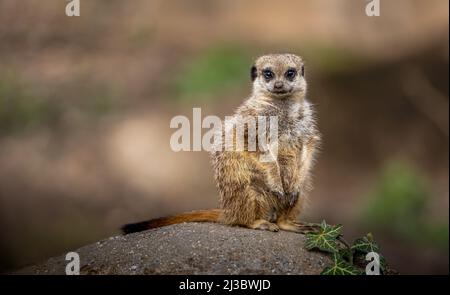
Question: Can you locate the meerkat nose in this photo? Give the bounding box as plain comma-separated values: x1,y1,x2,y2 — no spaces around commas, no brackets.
274,81,284,89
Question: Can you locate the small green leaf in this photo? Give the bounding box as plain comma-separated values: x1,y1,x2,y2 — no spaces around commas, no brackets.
303,223,394,275
338,248,354,264
351,233,380,253
321,253,362,275
379,254,389,274
352,235,391,274
305,221,343,253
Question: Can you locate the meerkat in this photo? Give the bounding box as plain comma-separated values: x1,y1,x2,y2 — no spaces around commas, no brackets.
122,53,320,234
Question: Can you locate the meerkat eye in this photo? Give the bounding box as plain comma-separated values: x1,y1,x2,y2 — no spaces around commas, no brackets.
285,68,297,80
262,69,274,80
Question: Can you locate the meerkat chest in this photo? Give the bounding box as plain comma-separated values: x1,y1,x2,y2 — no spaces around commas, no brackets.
277,103,305,146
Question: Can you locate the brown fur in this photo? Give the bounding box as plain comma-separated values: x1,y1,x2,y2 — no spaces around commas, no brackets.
122,209,221,234
122,54,320,235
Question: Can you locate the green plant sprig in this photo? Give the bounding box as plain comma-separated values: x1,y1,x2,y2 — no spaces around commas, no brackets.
303,220,395,275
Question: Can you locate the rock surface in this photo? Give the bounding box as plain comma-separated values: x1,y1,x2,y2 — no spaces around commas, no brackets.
15,223,331,275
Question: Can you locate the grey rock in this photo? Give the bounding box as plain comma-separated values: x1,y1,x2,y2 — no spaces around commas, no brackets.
14,223,331,275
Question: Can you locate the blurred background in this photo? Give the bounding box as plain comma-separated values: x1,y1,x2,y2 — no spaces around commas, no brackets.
0,0,448,274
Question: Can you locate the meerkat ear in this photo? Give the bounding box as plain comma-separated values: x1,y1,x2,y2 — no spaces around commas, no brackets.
250,65,257,81
301,65,305,77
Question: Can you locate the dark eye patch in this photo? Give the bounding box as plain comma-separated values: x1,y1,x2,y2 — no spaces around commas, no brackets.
285,68,297,80
262,68,274,80
251,65,257,81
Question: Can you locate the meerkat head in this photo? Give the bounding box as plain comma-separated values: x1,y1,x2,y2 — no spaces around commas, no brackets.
250,54,307,100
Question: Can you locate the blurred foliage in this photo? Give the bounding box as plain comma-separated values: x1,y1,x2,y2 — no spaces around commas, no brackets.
302,44,366,74
362,160,448,250
129,25,155,48
0,74,57,135
172,46,253,102
0,73,118,136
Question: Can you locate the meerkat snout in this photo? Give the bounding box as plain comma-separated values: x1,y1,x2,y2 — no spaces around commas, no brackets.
274,81,284,89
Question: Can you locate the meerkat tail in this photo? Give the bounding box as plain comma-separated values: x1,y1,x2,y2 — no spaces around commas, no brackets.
121,209,222,234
